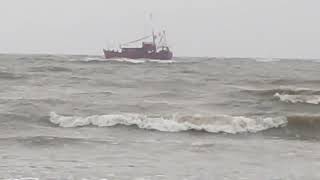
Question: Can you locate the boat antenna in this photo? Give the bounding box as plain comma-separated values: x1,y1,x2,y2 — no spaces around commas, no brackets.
149,13,156,46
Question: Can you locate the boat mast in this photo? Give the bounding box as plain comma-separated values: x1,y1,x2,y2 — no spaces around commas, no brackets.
150,13,156,47
152,29,156,46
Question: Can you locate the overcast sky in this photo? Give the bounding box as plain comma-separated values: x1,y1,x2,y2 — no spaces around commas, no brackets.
0,0,319,58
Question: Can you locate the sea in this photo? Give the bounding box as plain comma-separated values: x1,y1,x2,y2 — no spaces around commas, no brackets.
1,54,320,180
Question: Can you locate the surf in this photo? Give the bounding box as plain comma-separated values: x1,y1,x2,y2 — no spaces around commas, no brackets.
274,93,320,104
49,112,286,134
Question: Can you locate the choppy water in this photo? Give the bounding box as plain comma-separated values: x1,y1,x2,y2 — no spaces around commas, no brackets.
1,54,320,180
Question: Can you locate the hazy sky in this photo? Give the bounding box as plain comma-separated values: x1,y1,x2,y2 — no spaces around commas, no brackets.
0,0,319,58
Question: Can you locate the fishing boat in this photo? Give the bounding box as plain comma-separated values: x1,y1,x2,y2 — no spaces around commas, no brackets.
103,24,173,60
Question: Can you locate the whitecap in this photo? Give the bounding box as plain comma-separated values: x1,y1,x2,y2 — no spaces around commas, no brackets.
274,93,320,104
49,112,286,134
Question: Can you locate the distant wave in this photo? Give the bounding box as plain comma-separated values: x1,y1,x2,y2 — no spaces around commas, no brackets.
29,66,72,73
3,178,39,180
254,58,281,62
253,58,320,63
49,112,286,134
241,87,320,96
239,86,320,104
274,93,320,104
0,71,25,80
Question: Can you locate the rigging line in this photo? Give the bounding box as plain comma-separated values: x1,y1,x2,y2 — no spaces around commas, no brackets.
121,35,152,45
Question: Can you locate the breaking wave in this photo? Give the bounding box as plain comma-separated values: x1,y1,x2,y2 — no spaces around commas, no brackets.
241,86,320,96
274,93,320,104
240,86,320,104
49,112,286,134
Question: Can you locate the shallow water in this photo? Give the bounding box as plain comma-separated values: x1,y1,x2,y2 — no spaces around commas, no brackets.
1,54,320,179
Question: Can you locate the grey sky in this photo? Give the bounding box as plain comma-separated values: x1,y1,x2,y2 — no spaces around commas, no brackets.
0,0,319,58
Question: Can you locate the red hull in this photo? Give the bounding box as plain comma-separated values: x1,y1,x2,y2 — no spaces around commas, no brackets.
103,49,173,60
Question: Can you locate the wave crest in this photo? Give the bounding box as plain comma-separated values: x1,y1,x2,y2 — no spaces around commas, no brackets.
274,93,320,104
243,87,320,96
254,58,281,62
49,112,286,134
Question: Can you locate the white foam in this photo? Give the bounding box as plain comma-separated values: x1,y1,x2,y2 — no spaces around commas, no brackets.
108,58,146,64
83,57,108,62
230,85,313,92
68,57,142,63
274,93,320,104
49,112,286,134
255,58,281,62
148,59,175,64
